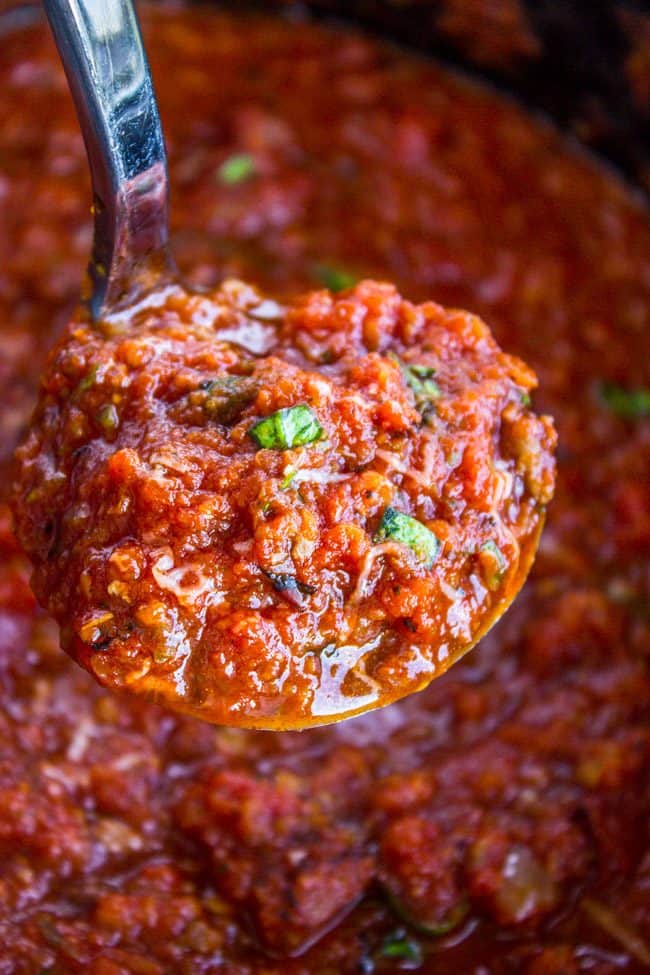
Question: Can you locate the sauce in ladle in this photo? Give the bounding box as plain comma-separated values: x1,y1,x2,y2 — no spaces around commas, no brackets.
11,0,556,728
13,276,555,727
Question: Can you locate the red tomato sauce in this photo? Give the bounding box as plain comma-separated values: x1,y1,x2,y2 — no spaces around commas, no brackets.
0,4,649,973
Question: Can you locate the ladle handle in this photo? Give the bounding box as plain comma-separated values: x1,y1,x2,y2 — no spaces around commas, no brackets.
42,0,173,318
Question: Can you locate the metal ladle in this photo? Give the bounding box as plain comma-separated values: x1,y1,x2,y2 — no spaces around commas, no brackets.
43,0,174,319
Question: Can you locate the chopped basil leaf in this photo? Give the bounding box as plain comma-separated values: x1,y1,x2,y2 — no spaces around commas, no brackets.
479,539,507,591
520,390,531,407
249,405,323,450
598,381,650,419
96,403,119,433
313,263,358,292
380,931,422,964
390,353,441,413
375,507,440,567
217,153,256,185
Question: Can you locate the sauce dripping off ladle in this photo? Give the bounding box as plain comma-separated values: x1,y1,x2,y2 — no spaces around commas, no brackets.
14,0,557,728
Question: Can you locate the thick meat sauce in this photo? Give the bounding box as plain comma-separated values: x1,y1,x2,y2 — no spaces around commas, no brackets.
13,279,554,727
0,4,648,973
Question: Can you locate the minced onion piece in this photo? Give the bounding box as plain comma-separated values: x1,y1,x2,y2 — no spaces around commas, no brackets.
281,466,349,489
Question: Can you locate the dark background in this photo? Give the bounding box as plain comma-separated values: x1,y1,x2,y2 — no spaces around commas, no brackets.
255,0,650,193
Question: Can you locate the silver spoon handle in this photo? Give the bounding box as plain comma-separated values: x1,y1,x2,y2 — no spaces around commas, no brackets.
42,0,173,317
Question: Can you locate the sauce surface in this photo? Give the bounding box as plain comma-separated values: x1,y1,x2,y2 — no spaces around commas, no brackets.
13,278,554,727
0,3,649,972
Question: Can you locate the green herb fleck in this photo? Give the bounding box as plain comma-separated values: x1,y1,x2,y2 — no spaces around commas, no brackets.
383,886,469,937
390,353,441,413
313,263,358,292
375,507,440,568
280,468,297,490
380,930,422,965
479,539,507,591
520,390,531,407
217,153,256,185
198,376,259,424
249,405,323,450
598,381,650,419
78,365,98,393
96,403,119,433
